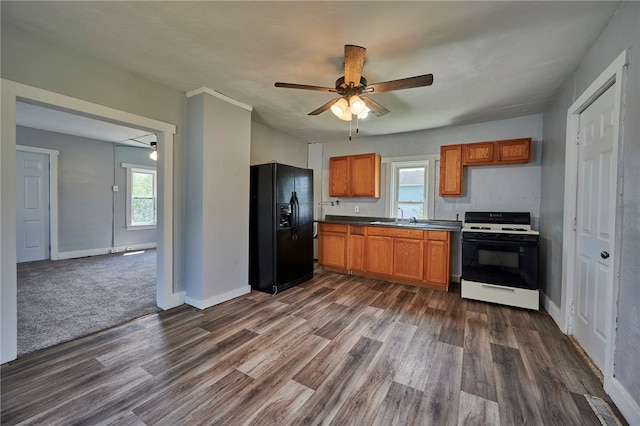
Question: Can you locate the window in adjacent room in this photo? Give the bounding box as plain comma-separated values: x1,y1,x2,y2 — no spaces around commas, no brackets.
123,163,157,230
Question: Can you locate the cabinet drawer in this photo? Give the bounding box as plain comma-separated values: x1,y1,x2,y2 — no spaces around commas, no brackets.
425,230,449,241
367,227,424,239
349,225,365,235
319,223,348,233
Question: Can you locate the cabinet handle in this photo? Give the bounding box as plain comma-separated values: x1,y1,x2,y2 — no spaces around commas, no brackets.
481,284,515,293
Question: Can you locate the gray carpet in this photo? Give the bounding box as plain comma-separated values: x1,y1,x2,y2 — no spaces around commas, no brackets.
17,249,159,356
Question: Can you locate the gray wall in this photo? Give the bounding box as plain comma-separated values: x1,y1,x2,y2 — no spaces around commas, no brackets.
540,1,640,411
318,114,543,275
185,92,251,306
17,126,156,254
2,21,187,287
251,121,307,168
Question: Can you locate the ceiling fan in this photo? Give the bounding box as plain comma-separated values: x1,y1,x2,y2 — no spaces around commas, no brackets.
275,44,434,121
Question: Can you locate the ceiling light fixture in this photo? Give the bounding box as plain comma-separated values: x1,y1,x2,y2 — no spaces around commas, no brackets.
349,95,366,115
330,98,352,121
149,141,158,161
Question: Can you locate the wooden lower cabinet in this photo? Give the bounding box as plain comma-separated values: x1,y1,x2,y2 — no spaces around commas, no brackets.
318,224,348,270
318,223,452,291
348,226,365,272
365,235,394,276
424,231,451,288
393,238,424,281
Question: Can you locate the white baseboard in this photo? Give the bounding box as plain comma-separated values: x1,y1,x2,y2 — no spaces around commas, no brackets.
185,285,251,310
57,243,157,260
605,376,640,425
541,290,566,333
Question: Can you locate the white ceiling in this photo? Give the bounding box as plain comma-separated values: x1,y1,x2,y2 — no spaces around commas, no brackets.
2,1,620,142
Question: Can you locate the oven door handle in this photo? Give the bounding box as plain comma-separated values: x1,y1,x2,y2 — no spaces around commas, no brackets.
462,238,538,246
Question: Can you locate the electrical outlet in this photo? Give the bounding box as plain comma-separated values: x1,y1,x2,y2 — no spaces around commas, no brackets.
354,206,360,213
112,185,119,192
111,248,119,253
126,246,134,251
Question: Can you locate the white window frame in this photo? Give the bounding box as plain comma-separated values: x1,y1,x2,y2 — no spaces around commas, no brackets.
383,155,437,219
122,162,157,230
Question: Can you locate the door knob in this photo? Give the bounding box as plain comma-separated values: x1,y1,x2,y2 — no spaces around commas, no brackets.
601,250,610,259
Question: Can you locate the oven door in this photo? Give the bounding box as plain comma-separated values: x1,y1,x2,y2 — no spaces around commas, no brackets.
462,236,538,290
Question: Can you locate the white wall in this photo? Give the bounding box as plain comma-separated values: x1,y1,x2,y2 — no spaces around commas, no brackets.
540,2,640,421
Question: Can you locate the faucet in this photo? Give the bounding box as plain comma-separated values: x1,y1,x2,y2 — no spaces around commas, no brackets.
410,217,417,224
397,207,404,220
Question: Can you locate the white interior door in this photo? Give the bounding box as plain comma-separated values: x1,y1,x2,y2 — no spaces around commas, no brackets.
573,84,617,372
16,150,50,262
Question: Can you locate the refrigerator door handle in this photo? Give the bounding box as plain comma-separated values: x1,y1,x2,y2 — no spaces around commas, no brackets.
293,192,300,238
290,192,298,238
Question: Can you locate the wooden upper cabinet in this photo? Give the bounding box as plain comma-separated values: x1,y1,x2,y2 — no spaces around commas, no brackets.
463,142,495,165
329,153,380,198
498,138,531,164
439,145,463,197
441,138,531,197
329,156,350,197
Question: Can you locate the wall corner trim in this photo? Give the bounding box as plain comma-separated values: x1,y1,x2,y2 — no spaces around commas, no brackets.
184,285,252,310
185,87,253,112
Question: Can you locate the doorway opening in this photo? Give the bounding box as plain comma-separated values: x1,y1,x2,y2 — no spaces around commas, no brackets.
1,79,178,363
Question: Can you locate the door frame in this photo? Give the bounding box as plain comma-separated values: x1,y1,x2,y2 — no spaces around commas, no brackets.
1,79,180,363
16,145,60,261
561,51,627,380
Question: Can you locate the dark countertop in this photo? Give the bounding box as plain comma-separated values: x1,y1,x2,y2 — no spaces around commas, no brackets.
316,215,462,231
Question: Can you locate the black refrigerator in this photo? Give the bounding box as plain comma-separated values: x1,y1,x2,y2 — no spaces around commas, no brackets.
249,162,314,294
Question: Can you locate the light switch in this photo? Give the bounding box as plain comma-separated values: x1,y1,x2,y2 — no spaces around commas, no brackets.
112,185,118,192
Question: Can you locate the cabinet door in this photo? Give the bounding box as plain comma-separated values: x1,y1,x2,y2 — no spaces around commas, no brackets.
350,153,380,198
424,234,450,287
498,138,531,164
439,145,463,196
318,224,348,269
463,142,495,165
329,156,350,197
365,235,393,276
393,238,424,280
348,233,365,272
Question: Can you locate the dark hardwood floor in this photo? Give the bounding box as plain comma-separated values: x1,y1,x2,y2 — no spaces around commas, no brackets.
1,267,625,425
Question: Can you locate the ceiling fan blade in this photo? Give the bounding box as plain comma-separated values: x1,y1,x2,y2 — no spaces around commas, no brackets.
366,74,434,93
361,96,389,117
344,45,367,87
275,82,337,92
308,98,341,115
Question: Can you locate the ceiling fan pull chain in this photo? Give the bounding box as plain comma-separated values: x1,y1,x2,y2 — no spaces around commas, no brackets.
356,115,360,134
349,119,352,141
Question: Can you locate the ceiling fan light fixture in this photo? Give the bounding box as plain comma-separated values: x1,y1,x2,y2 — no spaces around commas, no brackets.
358,107,370,119
349,95,366,115
150,141,158,161
331,98,352,121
